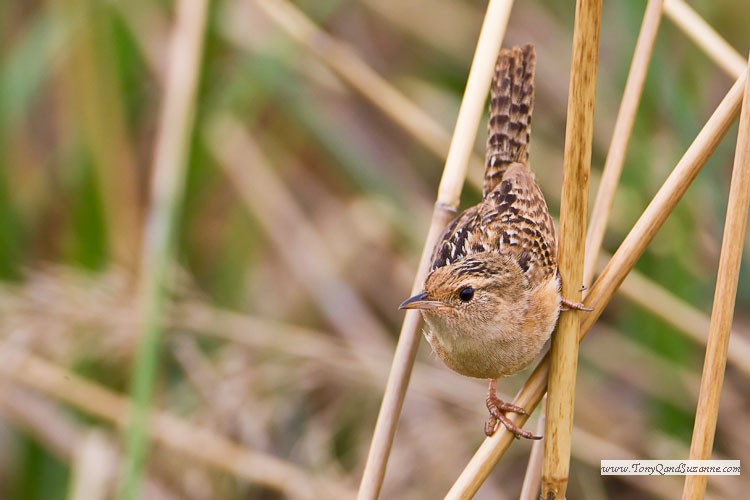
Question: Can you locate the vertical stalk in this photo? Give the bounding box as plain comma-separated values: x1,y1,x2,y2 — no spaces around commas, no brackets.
117,0,210,498
357,1,514,498
543,0,601,498
584,0,663,285
519,396,547,500
682,50,750,500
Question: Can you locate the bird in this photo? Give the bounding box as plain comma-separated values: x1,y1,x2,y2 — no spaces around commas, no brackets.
399,44,588,439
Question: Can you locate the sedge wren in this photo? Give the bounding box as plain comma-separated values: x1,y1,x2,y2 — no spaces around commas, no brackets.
400,45,588,439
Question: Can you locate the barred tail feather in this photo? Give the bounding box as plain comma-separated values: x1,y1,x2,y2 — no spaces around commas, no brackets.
484,44,536,197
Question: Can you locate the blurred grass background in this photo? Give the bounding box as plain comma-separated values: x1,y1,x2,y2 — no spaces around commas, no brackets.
1,0,749,498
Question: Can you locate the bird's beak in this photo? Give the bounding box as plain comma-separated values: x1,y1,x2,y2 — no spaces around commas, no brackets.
399,291,444,310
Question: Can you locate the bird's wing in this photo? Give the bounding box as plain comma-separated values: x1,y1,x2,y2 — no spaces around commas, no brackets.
482,163,557,284
429,162,556,286
430,165,555,279
429,205,484,271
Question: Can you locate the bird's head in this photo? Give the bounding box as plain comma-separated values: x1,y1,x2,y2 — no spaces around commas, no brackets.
399,253,530,335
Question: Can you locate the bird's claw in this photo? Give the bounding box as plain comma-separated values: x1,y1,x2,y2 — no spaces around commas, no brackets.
560,297,593,312
485,393,541,440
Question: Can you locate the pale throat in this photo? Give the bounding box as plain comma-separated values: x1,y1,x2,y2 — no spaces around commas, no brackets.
422,297,527,350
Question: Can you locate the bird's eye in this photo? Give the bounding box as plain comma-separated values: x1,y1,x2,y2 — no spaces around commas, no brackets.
459,286,474,302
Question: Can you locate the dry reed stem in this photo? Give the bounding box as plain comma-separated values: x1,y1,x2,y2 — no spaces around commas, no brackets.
664,0,746,79
519,396,546,500
120,0,209,497
683,50,750,500
583,0,663,286
433,0,512,207
357,2,514,497
543,0,601,497
206,117,393,367
446,68,747,500
0,347,354,500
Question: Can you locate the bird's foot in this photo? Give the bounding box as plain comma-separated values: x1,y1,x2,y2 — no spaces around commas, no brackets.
560,297,593,312
485,392,541,440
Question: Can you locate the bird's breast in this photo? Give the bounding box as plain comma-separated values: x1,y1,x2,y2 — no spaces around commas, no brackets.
421,277,560,379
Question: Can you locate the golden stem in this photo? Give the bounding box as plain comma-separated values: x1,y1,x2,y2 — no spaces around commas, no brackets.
519,396,547,500
357,1,516,498
543,0,601,497
584,0,663,286
682,49,750,500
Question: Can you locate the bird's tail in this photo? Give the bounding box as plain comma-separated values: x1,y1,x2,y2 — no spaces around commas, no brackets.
484,44,536,197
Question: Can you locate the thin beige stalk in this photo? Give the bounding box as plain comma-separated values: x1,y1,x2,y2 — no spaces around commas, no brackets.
583,0,663,286
544,1,601,497
445,69,747,500
664,0,745,79
0,347,354,500
519,396,547,500
683,50,750,500
357,2,515,498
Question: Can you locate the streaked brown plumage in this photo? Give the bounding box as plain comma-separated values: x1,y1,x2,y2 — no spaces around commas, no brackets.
400,45,588,439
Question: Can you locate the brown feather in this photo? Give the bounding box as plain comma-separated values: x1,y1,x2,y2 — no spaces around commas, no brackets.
484,44,536,197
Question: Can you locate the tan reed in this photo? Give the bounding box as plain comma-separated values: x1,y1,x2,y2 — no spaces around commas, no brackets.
682,49,750,500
